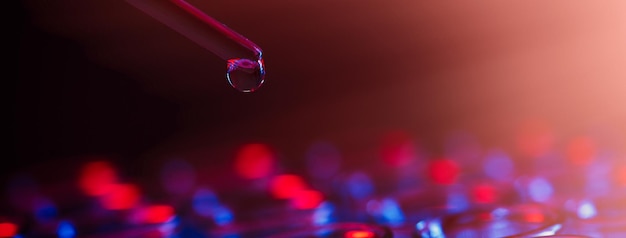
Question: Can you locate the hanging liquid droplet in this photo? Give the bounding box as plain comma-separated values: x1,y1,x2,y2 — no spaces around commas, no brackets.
226,58,265,92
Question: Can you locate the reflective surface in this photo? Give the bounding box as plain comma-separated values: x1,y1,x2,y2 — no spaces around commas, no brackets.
415,203,563,238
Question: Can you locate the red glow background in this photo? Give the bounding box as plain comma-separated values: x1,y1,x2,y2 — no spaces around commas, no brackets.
11,0,626,234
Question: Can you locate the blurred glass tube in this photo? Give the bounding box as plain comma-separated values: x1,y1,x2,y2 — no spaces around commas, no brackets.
125,0,262,61
415,203,564,238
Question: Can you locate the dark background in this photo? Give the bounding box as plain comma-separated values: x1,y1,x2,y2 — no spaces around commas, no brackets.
12,0,626,209
15,2,178,181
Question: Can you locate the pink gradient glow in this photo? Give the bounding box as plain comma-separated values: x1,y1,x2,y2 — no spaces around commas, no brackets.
234,143,275,179
270,174,307,199
380,130,417,167
0,222,18,237
344,230,375,238
138,205,175,224
566,136,597,166
472,183,498,204
79,161,118,196
291,189,324,210
99,183,141,210
428,159,460,185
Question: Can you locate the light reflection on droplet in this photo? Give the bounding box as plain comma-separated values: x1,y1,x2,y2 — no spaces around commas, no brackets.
226,58,265,92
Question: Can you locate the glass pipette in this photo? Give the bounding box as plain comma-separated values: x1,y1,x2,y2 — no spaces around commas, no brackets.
125,0,265,92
